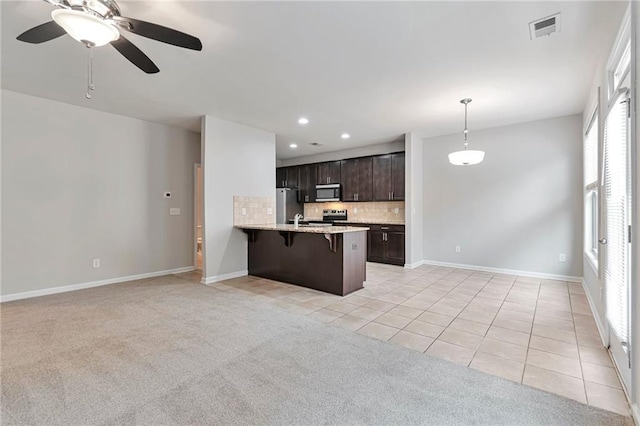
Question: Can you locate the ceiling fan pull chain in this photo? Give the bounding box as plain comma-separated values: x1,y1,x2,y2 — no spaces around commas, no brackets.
85,45,95,99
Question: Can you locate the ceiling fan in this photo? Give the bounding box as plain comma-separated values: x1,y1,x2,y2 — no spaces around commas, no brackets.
16,0,202,75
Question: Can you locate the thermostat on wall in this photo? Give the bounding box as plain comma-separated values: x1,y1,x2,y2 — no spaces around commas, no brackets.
164,192,172,198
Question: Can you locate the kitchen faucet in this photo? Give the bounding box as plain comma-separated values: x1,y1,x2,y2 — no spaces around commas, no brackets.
294,213,303,228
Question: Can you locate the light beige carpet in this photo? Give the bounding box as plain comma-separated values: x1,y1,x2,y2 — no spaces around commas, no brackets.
0,274,632,425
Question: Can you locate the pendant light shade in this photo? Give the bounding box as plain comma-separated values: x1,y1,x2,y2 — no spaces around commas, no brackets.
449,98,485,166
448,150,485,166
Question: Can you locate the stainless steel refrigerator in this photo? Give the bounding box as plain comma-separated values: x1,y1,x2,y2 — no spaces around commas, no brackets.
275,188,303,224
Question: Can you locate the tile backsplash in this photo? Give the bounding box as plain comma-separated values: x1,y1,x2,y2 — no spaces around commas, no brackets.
304,201,405,223
233,196,275,226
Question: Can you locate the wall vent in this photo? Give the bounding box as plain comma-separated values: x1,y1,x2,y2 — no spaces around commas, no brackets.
529,13,561,39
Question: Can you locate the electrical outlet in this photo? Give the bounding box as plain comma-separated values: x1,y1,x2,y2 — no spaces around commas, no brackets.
92,258,100,268
559,253,566,262
354,207,358,213
242,208,247,216
266,208,273,215
170,208,181,216
455,246,461,253
394,208,399,214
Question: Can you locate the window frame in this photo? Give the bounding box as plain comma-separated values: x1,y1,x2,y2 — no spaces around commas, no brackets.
605,11,631,102
584,106,600,274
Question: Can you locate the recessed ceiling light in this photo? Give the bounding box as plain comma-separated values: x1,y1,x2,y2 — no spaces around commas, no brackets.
298,117,309,125
289,143,298,148
341,133,350,139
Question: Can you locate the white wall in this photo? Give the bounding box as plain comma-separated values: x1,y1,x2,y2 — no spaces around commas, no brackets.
278,139,404,166
423,115,583,279
405,132,424,267
201,115,275,282
1,90,201,298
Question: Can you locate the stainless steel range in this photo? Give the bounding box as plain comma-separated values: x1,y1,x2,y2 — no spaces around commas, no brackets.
287,209,347,226
321,209,347,223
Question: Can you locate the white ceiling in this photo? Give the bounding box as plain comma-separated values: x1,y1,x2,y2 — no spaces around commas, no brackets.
1,1,626,159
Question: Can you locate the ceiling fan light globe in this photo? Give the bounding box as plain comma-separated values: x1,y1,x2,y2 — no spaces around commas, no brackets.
51,9,119,47
448,150,485,166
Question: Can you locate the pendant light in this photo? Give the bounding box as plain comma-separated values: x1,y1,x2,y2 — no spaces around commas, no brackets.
448,98,485,166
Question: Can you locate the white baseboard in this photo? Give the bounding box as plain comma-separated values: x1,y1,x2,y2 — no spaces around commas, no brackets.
0,266,196,303
581,279,608,347
201,270,248,285
421,259,582,282
404,260,425,269
631,403,639,425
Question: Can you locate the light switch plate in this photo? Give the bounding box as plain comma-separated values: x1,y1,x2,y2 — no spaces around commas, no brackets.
242,208,247,216
92,258,100,268
170,208,181,216
266,208,273,215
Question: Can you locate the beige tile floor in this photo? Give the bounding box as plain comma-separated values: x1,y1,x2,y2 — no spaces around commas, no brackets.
190,262,630,416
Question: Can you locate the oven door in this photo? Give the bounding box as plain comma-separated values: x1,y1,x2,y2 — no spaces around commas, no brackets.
315,184,340,202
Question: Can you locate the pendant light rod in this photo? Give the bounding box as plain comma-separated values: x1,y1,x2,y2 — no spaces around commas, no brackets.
461,98,472,148
448,97,484,166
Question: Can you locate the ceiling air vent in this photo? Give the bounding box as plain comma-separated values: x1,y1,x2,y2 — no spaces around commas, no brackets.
529,13,561,40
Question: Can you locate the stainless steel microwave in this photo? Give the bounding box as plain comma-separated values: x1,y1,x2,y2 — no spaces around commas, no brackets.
315,184,341,202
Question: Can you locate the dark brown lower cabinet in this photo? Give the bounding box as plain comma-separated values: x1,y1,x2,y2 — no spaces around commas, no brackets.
384,231,405,265
367,231,386,262
343,223,405,266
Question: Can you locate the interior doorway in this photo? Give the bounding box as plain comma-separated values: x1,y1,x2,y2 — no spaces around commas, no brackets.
194,163,203,271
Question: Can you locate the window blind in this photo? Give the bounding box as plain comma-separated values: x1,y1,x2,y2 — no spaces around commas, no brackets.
603,91,630,343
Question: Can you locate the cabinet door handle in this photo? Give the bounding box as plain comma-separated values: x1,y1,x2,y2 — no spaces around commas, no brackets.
381,227,389,230
355,193,358,201
391,191,394,199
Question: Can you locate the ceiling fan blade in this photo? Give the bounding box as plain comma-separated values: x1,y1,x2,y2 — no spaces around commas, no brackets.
116,17,202,51
110,35,160,74
17,21,66,44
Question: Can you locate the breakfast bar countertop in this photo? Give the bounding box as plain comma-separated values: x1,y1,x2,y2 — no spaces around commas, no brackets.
332,219,405,225
234,224,369,234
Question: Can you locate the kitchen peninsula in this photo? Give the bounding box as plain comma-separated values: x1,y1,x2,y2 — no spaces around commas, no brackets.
236,224,368,296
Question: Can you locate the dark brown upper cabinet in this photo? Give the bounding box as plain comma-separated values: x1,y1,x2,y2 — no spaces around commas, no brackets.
372,153,404,201
391,152,405,200
298,163,317,203
316,161,341,185
275,166,299,188
341,157,373,202
276,167,286,188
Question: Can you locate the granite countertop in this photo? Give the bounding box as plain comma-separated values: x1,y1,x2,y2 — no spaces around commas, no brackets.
332,219,405,225
235,224,369,234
